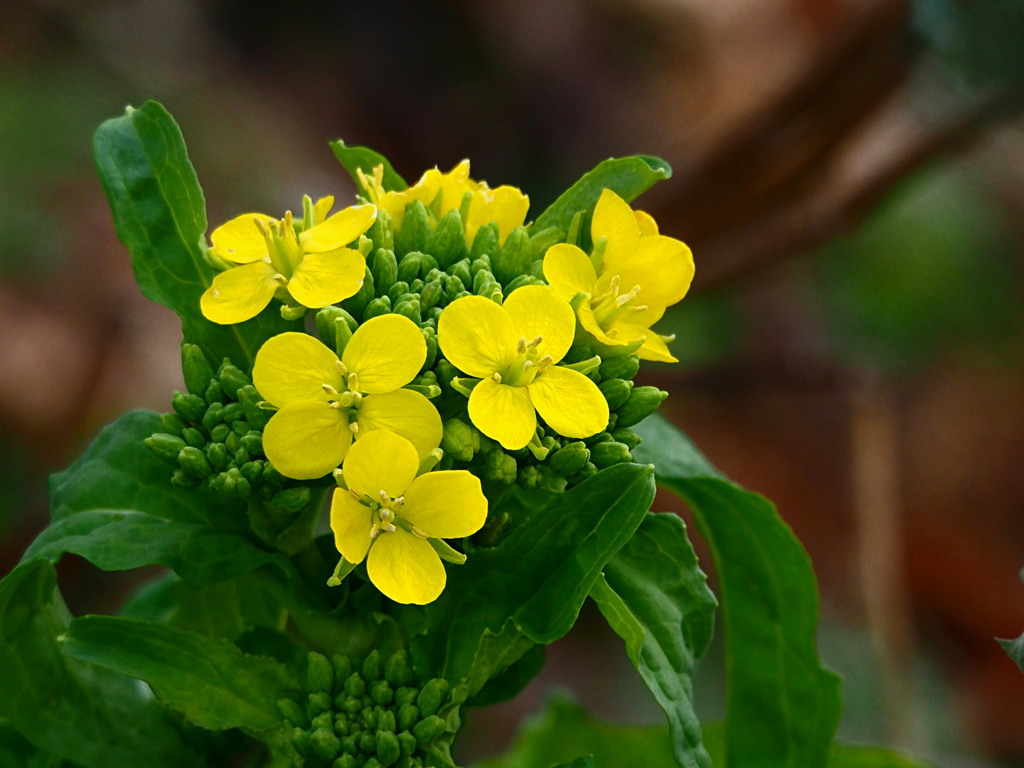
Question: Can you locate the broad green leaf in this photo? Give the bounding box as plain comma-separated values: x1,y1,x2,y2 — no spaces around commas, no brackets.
94,100,296,370
998,631,1024,673
473,693,676,768
420,463,656,698
0,561,198,767
467,644,546,708
27,410,298,586
330,139,408,193
531,155,672,234
592,512,717,768
634,415,841,768
61,615,297,733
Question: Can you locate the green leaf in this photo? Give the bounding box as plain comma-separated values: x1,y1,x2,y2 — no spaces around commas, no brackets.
330,139,408,193
61,615,297,733
421,463,656,698
998,631,1024,673
466,644,546,708
27,410,297,586
634,415,842,768
591,512,717,768
825,742,936,768
0,561,198,767
93,100,296,370
473,693,676,768
531,155,672,234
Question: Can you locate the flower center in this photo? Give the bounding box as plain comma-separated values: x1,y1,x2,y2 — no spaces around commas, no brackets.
590,274,648,338
495,335,553,387
325,361,363,434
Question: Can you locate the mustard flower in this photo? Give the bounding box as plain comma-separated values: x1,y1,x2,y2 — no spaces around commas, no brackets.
542,189,694,362
437,285,608,450
359,160,529,245
253,314,442,480
200,196,376,325
330,429,487,605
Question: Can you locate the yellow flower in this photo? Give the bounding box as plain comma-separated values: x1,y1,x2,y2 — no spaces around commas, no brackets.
253,314,442,480
200,197,376,325
331,429,487,605
437,285,608,450
359,160,529,246
542,189,694,362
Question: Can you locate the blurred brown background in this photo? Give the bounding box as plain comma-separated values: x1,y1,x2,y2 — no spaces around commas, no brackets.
2,1,1023,766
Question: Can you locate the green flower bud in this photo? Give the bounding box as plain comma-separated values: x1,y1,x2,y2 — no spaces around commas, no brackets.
345,672,366,698
590,441,633,468
182,427,206,448
171,469,201,489
181,343,215,396
217,362,251,400
230,420,251,437
364,759,384,768
395,201,430,257
599,378,633,410
145,433,187,465
332,653,353,683
362,649,382,682
413,715,446,745
397,703,419,733
292,727,314,759
316,306,358,355
364,296,392,320
277,697,308,728
172,391,207,423
397,251,424,284
417,253,439,279
159,412,186,436
376,730,401,766
204,380,225,405
386,281,410,304
481,449,517,484
178,446,213,479
240,431,263,457
359,731,377,754
472,268,501,299
339,734,358,755
209,424,229,443
420,278,444,311
200,402,223,432
394,298,421,324
416,679,448,718
312,726,342,761
616,386,668,428
548,441,590,477
569,462,599,485
234,475,251,501
236,385,269,431
469,256,492,278
308,651,335,694
394,687,418,708
610,427,642,450
540,468,568,494
344,266,374,318
205,442,229,471
333,713,350,737
366,207,394,252
503,274,545,293
263,463,285,489
469,222,498,260
309,695,333,720
384,650,412,688
439,418,476,463
492,226,531,285
342,695,363,715
428,209,470,268
517,464,542,490
225,431,241,454
269,486,309,515
371,679,394,707
599,353,641,382
371,248,399,293
239,460,263,485
222,402,244,423
528,225,565,256
397,731,417,758
334,755,358,768
448,258,470,286
443,275,466,304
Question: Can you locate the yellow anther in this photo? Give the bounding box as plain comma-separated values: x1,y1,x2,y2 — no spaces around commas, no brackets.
527,335,544,349
516,337,527,354
273,273,288,286
322,384,339,395
492,372,502,383
349,422,359,434
348,372,359,392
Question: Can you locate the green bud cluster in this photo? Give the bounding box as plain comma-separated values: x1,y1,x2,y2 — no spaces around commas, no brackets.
279,650,457,768
146,344,305,511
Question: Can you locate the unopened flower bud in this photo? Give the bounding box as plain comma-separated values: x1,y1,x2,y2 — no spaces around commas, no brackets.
363,296,392,320
371,248,399,293
345,672,366,698
181,343,215,397
371,679,394,707
416,678,449,718
395,200,430,257
277,697,308,728
217,361,251,400
469,221,498,260
362,649,382,682
615,386,668,427
599,353,641,382
440,418,477,463
590,440,633,468
492,225,531,285
316,306,358,355
332,654,353,683
145,433,186,465
308,693,333,719
171,391,207,424
425,209,468,268
413,714,446,745
397,730,417,758
308,651,335,694
394,686,418,708
376,729,401,765
236,385,270,431
599,378,633,410
270,487,311,515
311,726,341,761
548,441,590,477
481,450,517,485
160,412,186,436
503,273,545,293
384,650,412,688
335,754,358,768
420,278,444,311
610,427,642,450
397,702,419,732
178,446,213,479
182,427,206,448
394,297,421,324
396,251,424,284
205,442,229,471
204,380,225,405
449,259,472,287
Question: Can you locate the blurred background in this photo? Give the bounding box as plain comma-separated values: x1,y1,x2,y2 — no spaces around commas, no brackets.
1,1,1023,765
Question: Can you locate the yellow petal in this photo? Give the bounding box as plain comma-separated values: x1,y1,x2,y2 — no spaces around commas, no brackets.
367,531,446,605
402,471,487,539
342,428,419,499
502,285,575,364
591,189,640,266
635,330,678,363
634,209,659,236
300,204,377,252
542,243,598,303
313,196,335,224
200,261,279,325
439,160,473,213
262,401,352,480
253,332,342,407
578,302,629,348
210,213,272,264
330,489,374,565
468,377,536,450
342,314,426,394
356,390,443,459
528,365,608,440
437,295,518,378
603,235,694,308
466,185,529,245
287,248,366,308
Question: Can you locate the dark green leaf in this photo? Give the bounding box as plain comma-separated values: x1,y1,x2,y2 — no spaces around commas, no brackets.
592,512,717,768
997,632,1024,673
61,615,297,733
421,463,656,698
531,156,672,234
27,410,298,586
473,693,676,768
466,644,546,708
634,415,842,768
94,100,296,370
0,561,198,767
330,139,408,193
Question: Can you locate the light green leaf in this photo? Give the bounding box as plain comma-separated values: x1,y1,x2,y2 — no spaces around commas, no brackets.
0,561,198,767
592,512,717,768
634,415,842,768
93,100,296,370
998,631,1024,673
531,155,672,234
26,410,299,587
61,615,297,733
330,139,408,193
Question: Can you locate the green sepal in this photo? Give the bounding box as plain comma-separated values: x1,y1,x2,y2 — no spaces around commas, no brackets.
395,201,431,257
598,354,640,382
598,378,633,410
397,250,424,283
425,209,468,268
181,342,215,396
469,221,499,260
492,225,533,285
615,386,668,428
371,248,400,294
329,139,408,193
428,538,467,565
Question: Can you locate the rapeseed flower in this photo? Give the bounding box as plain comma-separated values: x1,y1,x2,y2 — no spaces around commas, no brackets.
253,314,441,480
331,429,487,604
437,285,608,450
543,189,694,362
201,196,376,324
